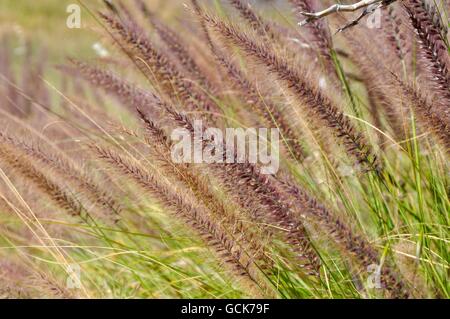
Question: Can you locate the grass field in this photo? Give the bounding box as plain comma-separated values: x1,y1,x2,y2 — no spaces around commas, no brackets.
0,0,448,299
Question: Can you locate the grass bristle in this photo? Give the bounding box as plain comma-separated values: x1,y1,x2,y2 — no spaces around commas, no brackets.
0,0,448,299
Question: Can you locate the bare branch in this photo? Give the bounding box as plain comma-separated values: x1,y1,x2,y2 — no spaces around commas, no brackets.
298,0,396,29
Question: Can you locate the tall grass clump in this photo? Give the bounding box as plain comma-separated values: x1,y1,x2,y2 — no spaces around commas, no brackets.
0,0,448,299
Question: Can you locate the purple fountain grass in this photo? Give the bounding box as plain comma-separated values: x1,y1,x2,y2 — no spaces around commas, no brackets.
190,7,307,162
99,12,222,122
403,0,450,106
340,23,411,142
160,99,322,275
341,11,449,151
0,260,75,299
200,11,380,172
60,60,160,117
280,177,411,299
135,108,273,271
135,0,214,92
289,1,334,67
382,4,408,63
0,142,83,218
392,75,450,152
214,49,307,161
227,0,281,42
92,143,275,297
0,131,121,222
1,0,445,299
